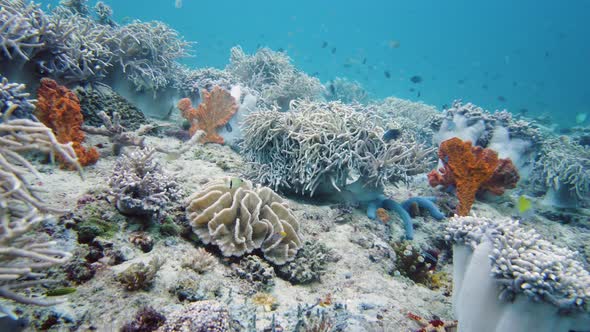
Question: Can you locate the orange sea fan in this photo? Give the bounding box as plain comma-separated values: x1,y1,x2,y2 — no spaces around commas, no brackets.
35,78,99,167
177,86,238,144
428,137,518,216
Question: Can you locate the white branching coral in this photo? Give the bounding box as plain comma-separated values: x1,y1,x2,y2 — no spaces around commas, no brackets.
0,95,81,317
447,215,590,313
227,46,324,110
109,147,182,218
186,177,303,265
242,100,435,196
0,0,47,62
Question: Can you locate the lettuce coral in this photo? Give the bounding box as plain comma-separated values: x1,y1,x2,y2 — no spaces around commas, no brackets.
35,78,99,166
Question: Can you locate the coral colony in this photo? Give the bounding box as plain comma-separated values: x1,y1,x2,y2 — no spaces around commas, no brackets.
0,0,588,330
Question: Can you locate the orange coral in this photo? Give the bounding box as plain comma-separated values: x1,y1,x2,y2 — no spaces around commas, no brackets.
376,207,390,223
428,137,518,216
35,78,99,167
177,86,237,144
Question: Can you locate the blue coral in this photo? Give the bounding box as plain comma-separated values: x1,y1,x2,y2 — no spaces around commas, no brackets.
367,195,444,240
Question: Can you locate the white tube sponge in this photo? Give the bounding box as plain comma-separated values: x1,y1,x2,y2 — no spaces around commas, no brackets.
447,215,590,332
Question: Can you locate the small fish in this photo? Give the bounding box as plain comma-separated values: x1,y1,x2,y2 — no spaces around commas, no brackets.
362,58,367,65
512,81,518,87
329,83,336,95
321,41,328,48
409,87,415,92
174,0,182,8
229,177,243,189
519,108,528,115
46,287,77,296
575,112,588,124
267,231,287,243
331,47,337,54
457,79,465,85
517,195,533,214
421,249,439,270
482,84,488,90
383,128,401,142
497,96,506,102
343,63,352,68
384,71,391,79
387,40,400,49
277,48,285,52
225,123,233,132
442,104,449,110
417,91,421,97
410,75,422,83
311,72,319,77
545,51,550,57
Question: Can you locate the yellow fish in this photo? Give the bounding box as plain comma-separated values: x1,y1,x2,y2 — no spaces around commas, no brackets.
517,195,532,214
228,177,243,189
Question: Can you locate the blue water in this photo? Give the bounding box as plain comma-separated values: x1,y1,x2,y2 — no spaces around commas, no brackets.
41,0,590,127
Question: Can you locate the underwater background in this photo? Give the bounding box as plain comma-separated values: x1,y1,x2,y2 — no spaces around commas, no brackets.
39,0,590,128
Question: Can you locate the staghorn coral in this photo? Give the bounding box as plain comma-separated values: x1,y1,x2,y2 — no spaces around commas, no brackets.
59,0,90,16
35,78,99,166
242,100,435,196
82,111,151,156
447,215,590,314
0,0,47,62
109,147,182,218
227,46,324,110
0,102,81,317
428,137,519,216
324,77,369,104
172,65,238,95
530,136,590,206
177,86,238,143
157,300,231,332
186,177,303,265
0,75,36,120
233,255,275,291
93,2,115,27
114,21,193,91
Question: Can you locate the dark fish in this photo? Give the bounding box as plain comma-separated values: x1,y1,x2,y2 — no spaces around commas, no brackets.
519,108,528,115
457,79,464,84
545,51,549,57
277,48,285,52
331,47,336,54
384,71,391,79
329,83,336,95
409,87,415,92
442,104,449,110
482,84,488,90
422,249,439,271
311,72,319,77
512,81,518,87
343,63,352,68
362,58,367,64
321,41,328,48
417,91,421,97
497,96,506,102
256,43,261,49
225,123,232,132
410,75,422,83
383,128,402,142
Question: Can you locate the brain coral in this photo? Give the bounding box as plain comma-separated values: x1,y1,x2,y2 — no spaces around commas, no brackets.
186,177,302,265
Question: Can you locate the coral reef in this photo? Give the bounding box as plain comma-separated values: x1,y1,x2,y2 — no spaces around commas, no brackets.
186,177,303,265
392,242,433,285
428,137,519,216
75,85,148,130
530,136,590,206
173,65,238,95
121,306,166,332
242,100,434,196
109,147,183,219
177,86,238,143
82,111,151,155
324,77,369,104
35,78,99,166
447,215,590,312
182,248,217,274
0,86,81,316
117,257,162,291
129,232,154,253
0,0,46,62
276,240,331,284
157,300,231,332
0,75,35,120
233,255,275,291
227,46,324,110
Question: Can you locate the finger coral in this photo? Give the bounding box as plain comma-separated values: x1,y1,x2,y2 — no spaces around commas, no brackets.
35,78,99,166
428,137,518,216
186,177,303,265
177,86,237,144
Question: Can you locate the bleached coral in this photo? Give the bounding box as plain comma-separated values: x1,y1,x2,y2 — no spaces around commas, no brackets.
109,147,183,218
0,91,80,317
530,137,590,206
158,300,231,332
242,100,435,196
324,77,369,104
186,177,303,265
227,46,324,110
172,65,238,95
182,248,217,274
0,0,47,62
0,75,35,120
447,215,590,313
